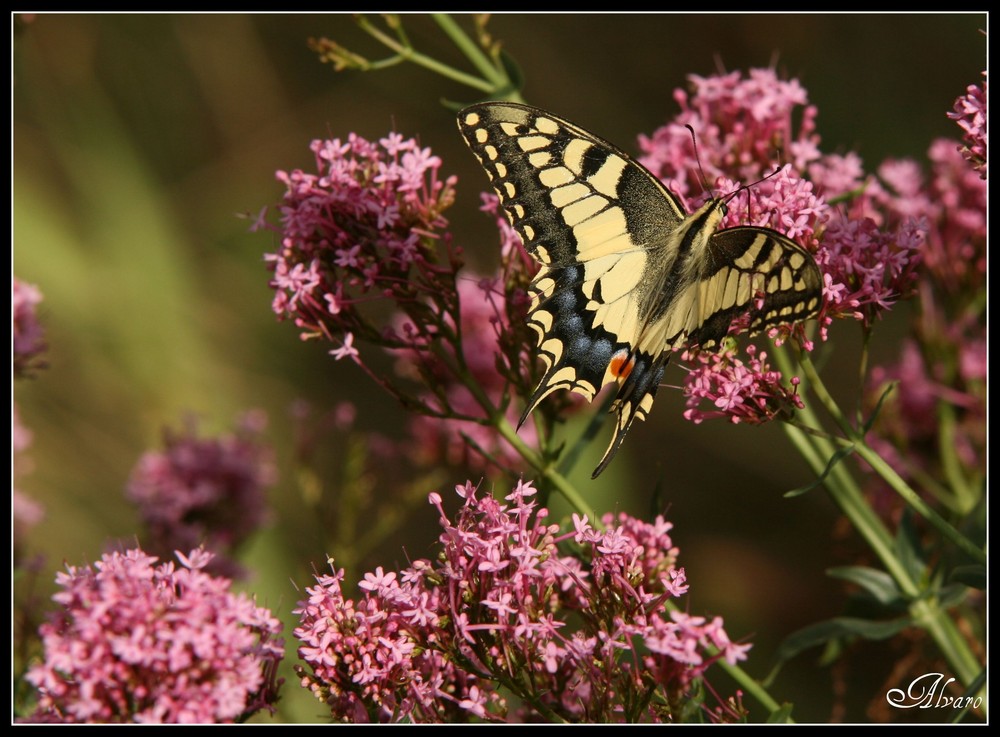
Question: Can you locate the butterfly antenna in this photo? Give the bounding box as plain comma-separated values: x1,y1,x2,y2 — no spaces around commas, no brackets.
721,164,788,223
684,124,713,199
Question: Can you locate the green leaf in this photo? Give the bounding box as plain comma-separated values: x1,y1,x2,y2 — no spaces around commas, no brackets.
936,582,971,609
785,443,855,498
949,668,988,723
894,510,927,582
949,564,986,590
861,380,897,434
765,703,795,724
776,616,911,663
826,566,903,606
496,47,525,99
816,638,844,667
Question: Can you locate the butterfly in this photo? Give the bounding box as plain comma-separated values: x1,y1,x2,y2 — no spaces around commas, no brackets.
457,102,823,478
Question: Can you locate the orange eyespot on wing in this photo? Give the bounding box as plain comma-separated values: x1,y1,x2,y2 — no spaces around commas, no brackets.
609,349,635,381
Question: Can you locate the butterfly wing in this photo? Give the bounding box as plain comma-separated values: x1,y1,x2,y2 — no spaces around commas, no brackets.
672,226,825,350
458,102,689,475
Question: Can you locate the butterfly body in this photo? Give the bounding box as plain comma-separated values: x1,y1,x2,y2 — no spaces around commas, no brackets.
458,102,822,477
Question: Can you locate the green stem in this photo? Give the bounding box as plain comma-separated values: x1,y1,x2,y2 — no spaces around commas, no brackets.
772,344,903,581
908,598,984,691
435,336,596,519
717,659,791,722
782,421,916,595
432,14,509,90
798,353,983,565
773,343,984,698
492,413,596,520
853,439,983,564
783,423,983,699
356,15,497,93
662,599,792,722
937,402,980,514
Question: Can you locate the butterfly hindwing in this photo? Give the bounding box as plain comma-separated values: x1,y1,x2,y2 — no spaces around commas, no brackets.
688,226,825,348
458,102,823,478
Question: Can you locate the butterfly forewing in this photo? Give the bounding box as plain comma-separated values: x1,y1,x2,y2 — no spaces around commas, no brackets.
458,102,823,478
458,103,687,266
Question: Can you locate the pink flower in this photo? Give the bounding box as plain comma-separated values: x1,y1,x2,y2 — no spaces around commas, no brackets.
126,412,276,579
329,331,359,362
295,480,748,723
258,130,460,366
638,68,821,199
26,547,284,723
683,344,804,425
813,215,923,331
947,72,987,178
807,152,866,198
13,403,43,554
13,276,47,377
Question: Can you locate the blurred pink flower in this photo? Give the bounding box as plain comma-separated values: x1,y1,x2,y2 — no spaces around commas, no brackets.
126,412,276,579
396,275,540,472
13,276,47,377
13,403,43,554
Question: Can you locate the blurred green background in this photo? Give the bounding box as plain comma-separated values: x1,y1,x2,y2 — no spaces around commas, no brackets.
13,13,986,723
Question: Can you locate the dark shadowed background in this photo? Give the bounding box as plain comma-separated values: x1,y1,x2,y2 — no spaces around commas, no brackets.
13,13,986,723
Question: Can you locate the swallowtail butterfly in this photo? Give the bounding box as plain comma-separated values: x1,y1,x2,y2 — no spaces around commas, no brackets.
458,102,823,478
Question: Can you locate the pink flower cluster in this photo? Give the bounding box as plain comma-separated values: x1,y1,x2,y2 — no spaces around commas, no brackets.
126,412,276,578
260,131,459,364
13,276,47,377
636,68,949,425
948,72,987,178
26,548,284,723
294,479,749,723
682,344,804,425
860,129,986,494
261,131,557,472
713,167,828,239
814,216,924,331
638,68,820,199
914,139,987,293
